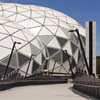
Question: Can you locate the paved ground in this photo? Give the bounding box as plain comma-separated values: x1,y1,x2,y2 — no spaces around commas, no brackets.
0,83,98,100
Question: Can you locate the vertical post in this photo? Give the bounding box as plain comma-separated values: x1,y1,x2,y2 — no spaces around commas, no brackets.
3,41,21,80
64,50,74,76
89,22,93,74
24,54,33,78
75,29,90,75
86,21,96,76
3,42,16,79
92,22,96,75
52,61,56,73
69,29,90,75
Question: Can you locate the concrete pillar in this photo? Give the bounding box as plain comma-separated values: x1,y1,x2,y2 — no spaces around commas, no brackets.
86,21,96,75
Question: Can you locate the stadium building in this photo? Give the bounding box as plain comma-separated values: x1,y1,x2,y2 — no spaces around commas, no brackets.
0,3,87,79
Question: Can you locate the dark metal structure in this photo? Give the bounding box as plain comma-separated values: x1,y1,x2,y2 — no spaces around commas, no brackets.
64,50,74,76
69,29,90,75
89,21,93,75
24,54,33,78
3,42,21,79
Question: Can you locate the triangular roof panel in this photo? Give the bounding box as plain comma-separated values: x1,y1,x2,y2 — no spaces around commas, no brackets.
47,37,61,49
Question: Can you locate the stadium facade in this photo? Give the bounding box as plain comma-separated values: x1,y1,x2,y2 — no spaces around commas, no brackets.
0,3,86,78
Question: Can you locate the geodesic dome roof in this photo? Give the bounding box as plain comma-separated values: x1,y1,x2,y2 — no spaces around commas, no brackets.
0,3,86,77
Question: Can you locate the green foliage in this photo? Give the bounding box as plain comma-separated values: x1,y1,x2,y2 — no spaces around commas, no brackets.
96,56,100,75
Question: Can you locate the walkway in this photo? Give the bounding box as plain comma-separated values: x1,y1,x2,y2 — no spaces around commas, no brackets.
0,83,98,100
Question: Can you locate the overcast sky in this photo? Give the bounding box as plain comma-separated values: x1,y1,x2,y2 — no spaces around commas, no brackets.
0,0,100,55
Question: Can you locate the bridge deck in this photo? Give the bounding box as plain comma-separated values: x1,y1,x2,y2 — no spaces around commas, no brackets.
0,83,97,100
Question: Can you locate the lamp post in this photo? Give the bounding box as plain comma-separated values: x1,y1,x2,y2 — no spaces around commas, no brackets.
69,29,90,75
3,41,21,80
